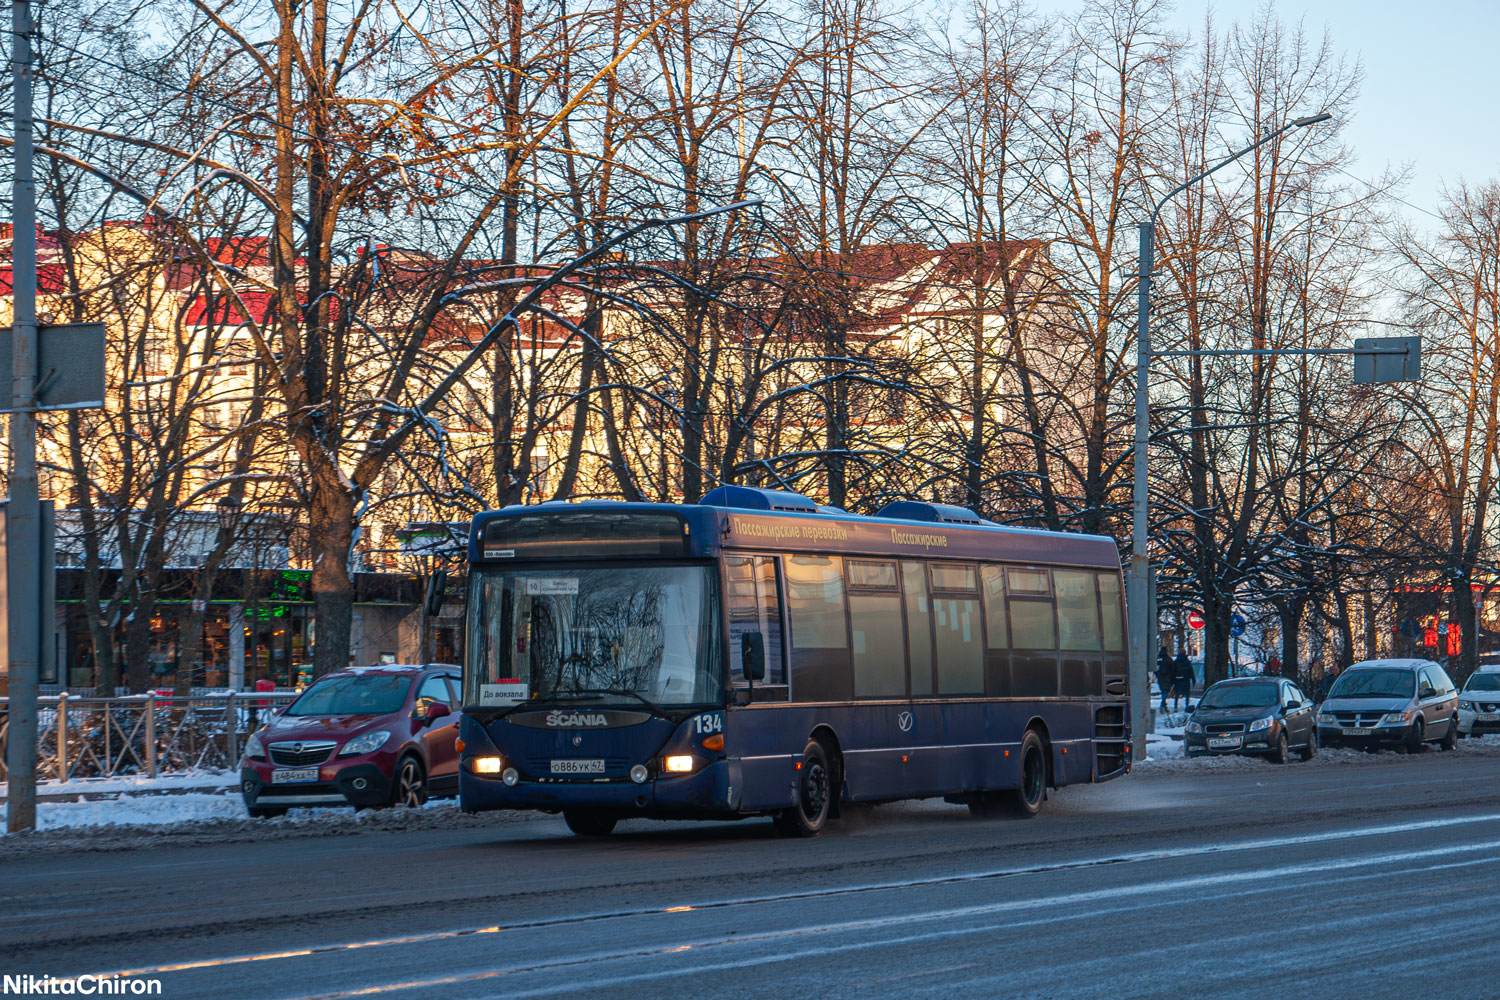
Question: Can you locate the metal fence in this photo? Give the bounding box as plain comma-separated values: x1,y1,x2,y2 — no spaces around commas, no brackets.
0,691,299,782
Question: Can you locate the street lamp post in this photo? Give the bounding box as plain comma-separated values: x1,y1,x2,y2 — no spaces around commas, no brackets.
1127,113,1332,761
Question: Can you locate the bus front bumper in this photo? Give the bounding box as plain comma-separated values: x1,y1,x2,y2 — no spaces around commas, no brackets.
460,758,742,818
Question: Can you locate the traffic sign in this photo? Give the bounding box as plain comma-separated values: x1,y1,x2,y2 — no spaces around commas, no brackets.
1229,613,1246,637
1188,611,1205,630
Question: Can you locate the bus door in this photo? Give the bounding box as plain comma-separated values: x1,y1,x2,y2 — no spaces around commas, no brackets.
725,554,793,811
845,559,914,799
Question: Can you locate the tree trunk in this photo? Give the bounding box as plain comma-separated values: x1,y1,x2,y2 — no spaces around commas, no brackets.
308,460,357,677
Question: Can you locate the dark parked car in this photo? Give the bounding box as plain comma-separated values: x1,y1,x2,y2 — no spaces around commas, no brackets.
1316,658,1459,752
239,664,462,817
1184,677,1317,763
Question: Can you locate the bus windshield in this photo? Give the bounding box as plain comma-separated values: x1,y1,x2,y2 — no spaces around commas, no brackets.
465,564,721,709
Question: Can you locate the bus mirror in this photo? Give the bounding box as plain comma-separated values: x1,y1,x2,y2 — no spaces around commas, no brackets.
742,632,766,682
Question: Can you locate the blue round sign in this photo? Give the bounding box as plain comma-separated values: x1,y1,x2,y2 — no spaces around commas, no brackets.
1229,613,1246,638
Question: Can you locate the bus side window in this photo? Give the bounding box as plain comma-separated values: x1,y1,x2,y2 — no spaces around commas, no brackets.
1097,572,1125,653
727,555,786,688
1054,570,1102,651
902,561,934,696
930,563,983,695
1007,566,1058,698
786,555,852,701
848,560,904,698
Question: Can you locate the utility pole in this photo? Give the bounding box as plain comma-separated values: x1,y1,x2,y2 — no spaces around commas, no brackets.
6,0,41,833
1128,113,1332,763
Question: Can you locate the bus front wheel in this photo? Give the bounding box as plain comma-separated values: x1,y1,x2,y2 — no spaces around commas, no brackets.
774,740,833,837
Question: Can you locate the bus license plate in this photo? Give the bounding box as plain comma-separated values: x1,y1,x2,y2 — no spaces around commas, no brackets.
551,759,605,774
1207,736,1240,749
271,768,319,784
1342,728,1371,736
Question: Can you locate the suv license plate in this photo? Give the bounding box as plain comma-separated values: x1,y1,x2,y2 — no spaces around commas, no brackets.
551,759,605,774
1341,728,1371,736
270,768,319,784
1208,736,1241,748
1476,713,1500,722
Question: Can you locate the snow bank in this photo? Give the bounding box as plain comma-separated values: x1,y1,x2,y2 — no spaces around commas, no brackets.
29,790,464,833
1136,730,1500,773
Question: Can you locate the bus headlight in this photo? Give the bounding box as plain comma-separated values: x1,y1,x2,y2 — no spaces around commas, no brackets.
502,768,519,786
663,755,695,773
630,764,649,783
472,756,503,774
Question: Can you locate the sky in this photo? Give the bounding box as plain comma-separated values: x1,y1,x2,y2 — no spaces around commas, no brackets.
1038,0,1500,223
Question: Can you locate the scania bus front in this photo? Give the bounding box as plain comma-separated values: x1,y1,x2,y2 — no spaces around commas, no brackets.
459,554,732,836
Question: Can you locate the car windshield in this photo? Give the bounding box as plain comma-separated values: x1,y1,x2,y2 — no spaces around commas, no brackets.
465,564,721,709
1327,668,1415,700
1464,673,1500,692
285,674,411,716
1197,683,1278,710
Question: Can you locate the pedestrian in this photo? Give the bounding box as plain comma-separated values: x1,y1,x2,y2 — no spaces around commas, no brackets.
1172,649,1194,712
1266,654,1282,676
1156,646,1174,711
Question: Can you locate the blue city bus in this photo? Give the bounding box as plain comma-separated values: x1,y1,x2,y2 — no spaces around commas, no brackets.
459,486,1130,837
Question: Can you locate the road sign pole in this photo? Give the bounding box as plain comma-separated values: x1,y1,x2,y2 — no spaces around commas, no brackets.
5,0,41,834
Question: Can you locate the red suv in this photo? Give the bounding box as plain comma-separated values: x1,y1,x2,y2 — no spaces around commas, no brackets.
239,664,461,817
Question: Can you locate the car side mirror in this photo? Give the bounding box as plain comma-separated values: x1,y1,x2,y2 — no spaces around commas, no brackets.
1286,700,1302,711
742,631,766,682
1420,687,1435,699
420,702,451,724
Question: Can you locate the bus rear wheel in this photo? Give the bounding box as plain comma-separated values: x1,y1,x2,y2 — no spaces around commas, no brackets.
564,810,618,837
774,740,832,837
1010,730,1048,819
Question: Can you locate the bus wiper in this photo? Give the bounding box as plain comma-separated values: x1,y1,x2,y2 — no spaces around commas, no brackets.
556,687,668,717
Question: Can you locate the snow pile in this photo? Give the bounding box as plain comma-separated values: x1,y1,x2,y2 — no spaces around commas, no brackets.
31,771,234,797
36,792,250,831
29,790,468,832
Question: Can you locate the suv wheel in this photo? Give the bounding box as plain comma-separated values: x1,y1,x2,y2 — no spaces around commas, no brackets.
391,755,428,808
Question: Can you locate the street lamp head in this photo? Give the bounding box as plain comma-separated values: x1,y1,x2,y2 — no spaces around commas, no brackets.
1292,113,1333,127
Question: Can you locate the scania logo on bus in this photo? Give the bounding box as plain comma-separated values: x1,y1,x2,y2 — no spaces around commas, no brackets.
544,711,610,728
505,709,651,730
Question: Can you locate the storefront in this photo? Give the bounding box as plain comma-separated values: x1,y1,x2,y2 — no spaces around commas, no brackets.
57,569,441,690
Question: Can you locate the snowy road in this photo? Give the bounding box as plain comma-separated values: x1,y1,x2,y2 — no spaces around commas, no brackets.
4,749,1499,998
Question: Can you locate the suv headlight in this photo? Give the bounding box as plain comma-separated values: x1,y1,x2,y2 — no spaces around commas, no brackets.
339,730,392,756
1459,699,1475,711
1248,716,1273,732
1186,720,1203,733
1317,713,1336,725
1380,711,1411,726
244,730,267,760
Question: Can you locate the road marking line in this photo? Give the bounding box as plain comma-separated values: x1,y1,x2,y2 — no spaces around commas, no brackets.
86,810,1500,983
286,844,1500,999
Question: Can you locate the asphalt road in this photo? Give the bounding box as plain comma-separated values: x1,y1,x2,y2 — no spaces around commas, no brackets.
5,748,1500,999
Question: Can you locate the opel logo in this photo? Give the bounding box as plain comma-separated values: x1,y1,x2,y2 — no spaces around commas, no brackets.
572,736,583,747
898,712,913,733
291,743,303,754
